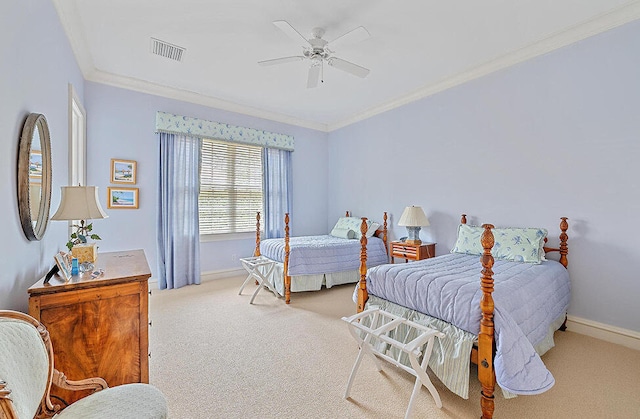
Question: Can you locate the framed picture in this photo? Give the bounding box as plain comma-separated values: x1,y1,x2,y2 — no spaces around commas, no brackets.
29,150,43,179
54,252,71,281
110,158,137,184
107,187,139,209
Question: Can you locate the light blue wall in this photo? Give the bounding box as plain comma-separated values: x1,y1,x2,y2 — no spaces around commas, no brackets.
2,2,638,334
328,20,640,332
0,1,85,310
84,82,328,277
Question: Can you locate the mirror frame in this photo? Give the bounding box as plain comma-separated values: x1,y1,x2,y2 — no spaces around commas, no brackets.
18,113,52,241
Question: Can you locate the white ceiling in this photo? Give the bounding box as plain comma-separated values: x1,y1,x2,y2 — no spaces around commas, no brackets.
53,0,640,132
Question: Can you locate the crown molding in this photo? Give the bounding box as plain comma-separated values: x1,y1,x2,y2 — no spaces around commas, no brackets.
327,1,640,131
86,69,329,132
52,0,95,77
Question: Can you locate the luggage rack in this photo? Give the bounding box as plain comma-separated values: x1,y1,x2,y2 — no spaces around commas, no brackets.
342,307,445,419
238,256,278,304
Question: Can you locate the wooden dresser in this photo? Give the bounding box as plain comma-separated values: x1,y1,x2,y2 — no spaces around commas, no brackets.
28,249,151,404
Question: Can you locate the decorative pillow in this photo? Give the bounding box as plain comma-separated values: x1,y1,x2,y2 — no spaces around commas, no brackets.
492,227,547,264
329,227,356,239
451,224,548,264
330,217,360,239
451,224,484,256
330,217,374,239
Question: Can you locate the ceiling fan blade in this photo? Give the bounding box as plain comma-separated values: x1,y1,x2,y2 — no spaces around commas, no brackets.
273,20,310,46
258,56,305,66
328,26,370,49
307,63,321,88
327,57,370,78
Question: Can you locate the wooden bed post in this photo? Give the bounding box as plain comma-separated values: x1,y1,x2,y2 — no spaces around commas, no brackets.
357,217,368,313
559,217,569,268
254,212,261,257
346,210,350,217
284,213,291,304
461,214,467,224
479,224,496,419
382,212,388,255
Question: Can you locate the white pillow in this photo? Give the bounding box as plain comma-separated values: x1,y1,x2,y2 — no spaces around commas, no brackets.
330,217,374,239
366,222,381,238
329,227,356,239
330,217,359,239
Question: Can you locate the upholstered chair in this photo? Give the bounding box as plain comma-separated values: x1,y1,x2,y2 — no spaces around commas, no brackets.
0,310,168,418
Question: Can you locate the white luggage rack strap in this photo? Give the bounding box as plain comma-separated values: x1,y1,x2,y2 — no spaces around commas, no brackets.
342,307,445,419
238,256,279,304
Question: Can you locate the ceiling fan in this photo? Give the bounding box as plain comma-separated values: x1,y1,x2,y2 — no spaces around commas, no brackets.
259,20,371,88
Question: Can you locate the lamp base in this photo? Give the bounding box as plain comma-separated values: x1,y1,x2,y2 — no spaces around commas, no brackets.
405,226,422,245
71,243,98,264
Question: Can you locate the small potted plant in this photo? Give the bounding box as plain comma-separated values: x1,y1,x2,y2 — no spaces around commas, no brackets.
66,220,102,251
66,220,102,268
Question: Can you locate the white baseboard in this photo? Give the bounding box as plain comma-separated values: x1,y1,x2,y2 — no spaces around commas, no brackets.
148,277,159,290
200,268,245,282
147,269,244,290
567,315,640,351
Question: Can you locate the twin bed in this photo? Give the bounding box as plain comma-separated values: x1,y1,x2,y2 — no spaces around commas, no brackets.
358,214,569,419
252,211,569,419
254,211,390,304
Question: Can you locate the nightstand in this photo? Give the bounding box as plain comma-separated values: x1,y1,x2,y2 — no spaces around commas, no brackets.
390,241,436,263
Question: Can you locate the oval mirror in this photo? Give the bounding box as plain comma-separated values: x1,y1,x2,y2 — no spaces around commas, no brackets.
18,113,52,241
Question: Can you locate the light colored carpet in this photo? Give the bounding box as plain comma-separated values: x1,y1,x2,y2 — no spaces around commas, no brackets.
148,276,640,418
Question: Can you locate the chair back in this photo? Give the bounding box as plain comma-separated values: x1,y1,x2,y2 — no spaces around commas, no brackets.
0,311,52,419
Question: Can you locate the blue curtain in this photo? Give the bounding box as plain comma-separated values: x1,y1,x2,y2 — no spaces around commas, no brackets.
157,133,201,289
262,148,292,239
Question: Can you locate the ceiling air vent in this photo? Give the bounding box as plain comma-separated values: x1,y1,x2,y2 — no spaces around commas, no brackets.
150,37,185,62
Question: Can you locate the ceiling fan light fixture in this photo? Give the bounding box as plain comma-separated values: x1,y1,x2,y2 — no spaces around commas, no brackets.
260,20,371,88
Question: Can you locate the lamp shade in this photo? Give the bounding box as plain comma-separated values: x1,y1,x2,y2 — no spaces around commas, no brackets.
51,186,108,221
397,206,430,227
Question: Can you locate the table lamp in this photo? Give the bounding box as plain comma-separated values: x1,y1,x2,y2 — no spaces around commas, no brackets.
397,206,430,245
51,186,108,269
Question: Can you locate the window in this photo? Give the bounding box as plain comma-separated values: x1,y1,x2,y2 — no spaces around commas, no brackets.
199,139,263,235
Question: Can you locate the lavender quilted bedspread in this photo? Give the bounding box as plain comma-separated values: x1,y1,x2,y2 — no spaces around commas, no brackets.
260,235,389,276
365,253,570,395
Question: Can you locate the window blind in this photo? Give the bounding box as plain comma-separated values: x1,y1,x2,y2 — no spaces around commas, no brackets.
199,139,263,235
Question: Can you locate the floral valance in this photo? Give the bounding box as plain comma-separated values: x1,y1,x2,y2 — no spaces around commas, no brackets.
155,111,294,151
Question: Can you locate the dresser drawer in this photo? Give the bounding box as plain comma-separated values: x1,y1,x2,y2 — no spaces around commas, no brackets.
390,242,436,263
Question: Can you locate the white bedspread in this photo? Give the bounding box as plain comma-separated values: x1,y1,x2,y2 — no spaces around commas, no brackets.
365,253,570,396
